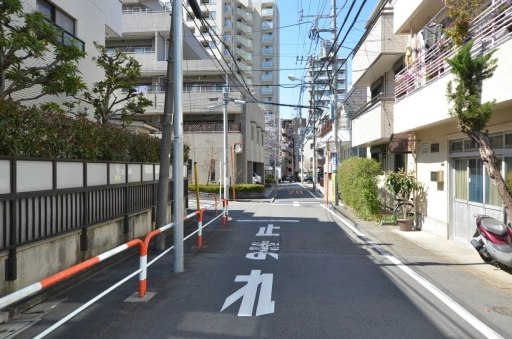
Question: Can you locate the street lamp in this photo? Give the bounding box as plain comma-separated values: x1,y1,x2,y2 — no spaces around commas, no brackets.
207,83,245,218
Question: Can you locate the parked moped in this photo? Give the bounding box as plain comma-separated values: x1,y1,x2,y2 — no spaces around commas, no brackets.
471,214,512,270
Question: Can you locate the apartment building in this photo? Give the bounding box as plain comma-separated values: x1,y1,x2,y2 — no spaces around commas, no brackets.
14,0,122,105
280,118,306,180
303,52,348,193
184,0,280,171
347,0,512,246
107,0,265,184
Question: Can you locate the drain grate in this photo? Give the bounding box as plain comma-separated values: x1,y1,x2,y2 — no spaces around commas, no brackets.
494,307,512,317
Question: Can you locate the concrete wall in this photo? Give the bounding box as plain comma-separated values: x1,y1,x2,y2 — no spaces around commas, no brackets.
0,204,171,297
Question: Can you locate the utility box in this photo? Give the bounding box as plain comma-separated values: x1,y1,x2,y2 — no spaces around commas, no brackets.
430,171,444,182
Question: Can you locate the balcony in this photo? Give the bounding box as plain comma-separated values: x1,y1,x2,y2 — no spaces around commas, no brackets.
237,34,253,51
137,87,244,115
237,8,253,24
224,5,232,17
261,8,274,18
352,8,408,87
238,0,253,10
394,0,444,35
224,19,232,31
394,1,512,133
261,72,274,82
122,10,172,34
261,21,273,30
237,21,253,37
261,86,273,95
261,59,273,68
261,47,274,55
183,122,241,134
261,33,274,43
236,47,253,64
351,93,395,147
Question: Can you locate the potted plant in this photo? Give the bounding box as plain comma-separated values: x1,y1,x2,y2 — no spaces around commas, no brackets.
384,168,422,231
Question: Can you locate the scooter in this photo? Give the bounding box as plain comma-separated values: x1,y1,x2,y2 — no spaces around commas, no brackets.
471,214,512,269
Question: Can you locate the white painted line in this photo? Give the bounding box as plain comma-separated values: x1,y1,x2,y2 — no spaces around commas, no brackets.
321,205,504,339
300,183,321,200
237,220,299,222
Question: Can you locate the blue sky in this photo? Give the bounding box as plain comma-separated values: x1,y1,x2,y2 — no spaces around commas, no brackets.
275,0,379,119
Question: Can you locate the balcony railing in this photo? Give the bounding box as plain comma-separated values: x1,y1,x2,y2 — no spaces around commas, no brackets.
352,92,395,118
394,1,512,102
183,122,241,133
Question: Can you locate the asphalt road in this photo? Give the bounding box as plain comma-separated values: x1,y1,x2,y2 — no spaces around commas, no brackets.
7,183,512,338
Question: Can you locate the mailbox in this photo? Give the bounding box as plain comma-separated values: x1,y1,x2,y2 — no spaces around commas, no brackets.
430,171,444,182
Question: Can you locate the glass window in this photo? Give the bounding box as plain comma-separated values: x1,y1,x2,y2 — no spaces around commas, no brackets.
55,10,74,34
490,135,503,148
469,158,483,203
506,134,512,148
485,160,502,206
37,0,52,19
464,139,477,151
451,140,464,153
454,159,467,199
209,11,216,20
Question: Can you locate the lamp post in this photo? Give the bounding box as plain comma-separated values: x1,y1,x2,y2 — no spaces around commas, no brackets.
208,79,245,208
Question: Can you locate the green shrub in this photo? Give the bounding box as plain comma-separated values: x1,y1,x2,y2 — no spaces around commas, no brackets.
0,100,189,163
192,184,264,194
265,175,276,183
337,157,382,220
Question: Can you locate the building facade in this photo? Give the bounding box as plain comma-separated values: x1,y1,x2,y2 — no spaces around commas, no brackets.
14,0,122,105
183,0,280,175
105,0,268,185
346,0,512,246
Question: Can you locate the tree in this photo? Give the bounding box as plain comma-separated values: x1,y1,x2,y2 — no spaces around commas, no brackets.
445,42,512,222
264,114,282,178
74,42,152,125
0,0,86,101
200,139,220,184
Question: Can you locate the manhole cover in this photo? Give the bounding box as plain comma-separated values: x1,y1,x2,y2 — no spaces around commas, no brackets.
494,307,512,316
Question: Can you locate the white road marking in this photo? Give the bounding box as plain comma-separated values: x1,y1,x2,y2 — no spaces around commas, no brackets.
256,224,280,237
321,205,504,339
237,220,299,222
221,270,275,317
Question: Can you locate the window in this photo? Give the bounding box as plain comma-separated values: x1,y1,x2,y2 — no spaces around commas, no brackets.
469,158,483,203
208,11,216,20
36,0,84,51
37,0,74,35
454,159,468,200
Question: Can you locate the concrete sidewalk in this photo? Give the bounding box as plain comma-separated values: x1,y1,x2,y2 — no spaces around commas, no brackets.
310,182,512,292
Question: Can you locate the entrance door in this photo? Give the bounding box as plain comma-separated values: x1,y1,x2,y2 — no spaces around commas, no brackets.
452,158,504,246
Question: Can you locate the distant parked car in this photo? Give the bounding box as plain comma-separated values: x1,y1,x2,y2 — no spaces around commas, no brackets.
284,174,295,183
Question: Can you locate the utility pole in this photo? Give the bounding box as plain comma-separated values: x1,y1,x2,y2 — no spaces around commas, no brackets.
223,75,229,203
332,0,339,206
154,2,174,251
172,0,184,273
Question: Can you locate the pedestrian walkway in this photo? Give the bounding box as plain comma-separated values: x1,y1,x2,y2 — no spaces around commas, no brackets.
302,182,512,292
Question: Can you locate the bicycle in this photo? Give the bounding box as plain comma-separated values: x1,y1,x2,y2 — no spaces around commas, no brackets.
393,197,414,220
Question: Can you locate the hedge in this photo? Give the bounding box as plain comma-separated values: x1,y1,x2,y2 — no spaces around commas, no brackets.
0,99,189,162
